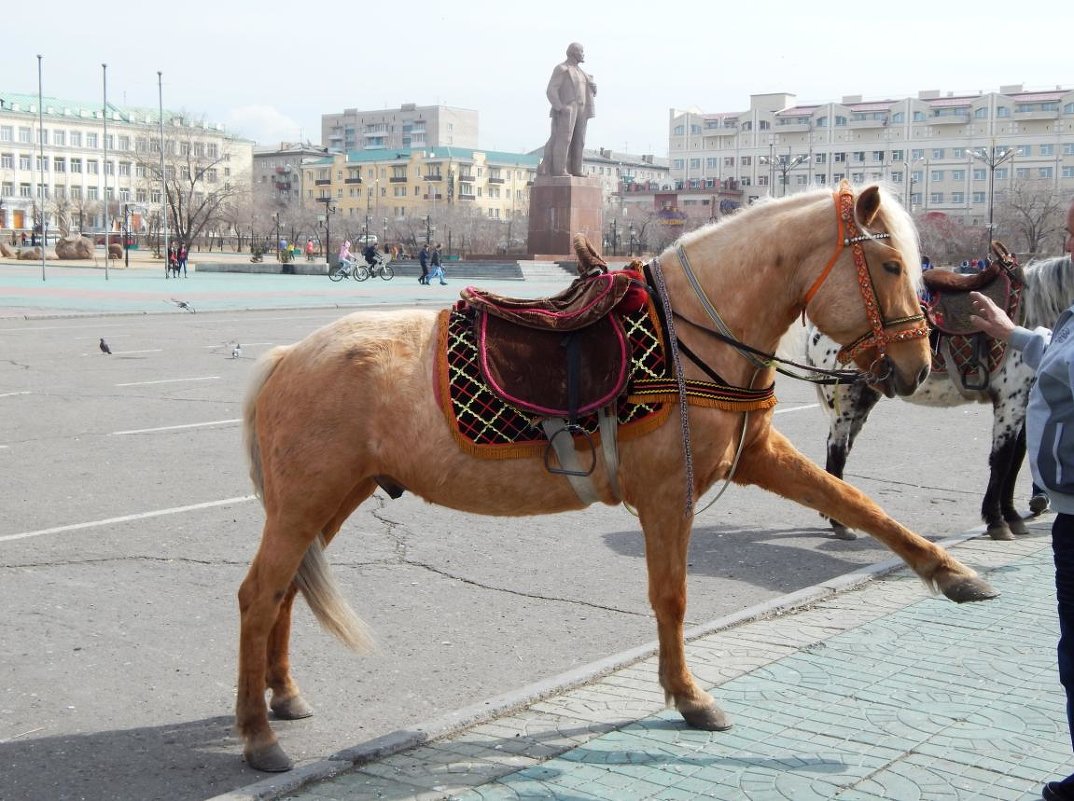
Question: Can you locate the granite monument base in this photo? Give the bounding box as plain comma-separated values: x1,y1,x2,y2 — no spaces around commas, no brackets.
527,175,603,259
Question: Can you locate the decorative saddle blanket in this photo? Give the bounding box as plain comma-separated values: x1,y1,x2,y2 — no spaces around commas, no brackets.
436,292,779,460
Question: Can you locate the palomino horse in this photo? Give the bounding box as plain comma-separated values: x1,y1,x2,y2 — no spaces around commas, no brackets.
236,183,997,771
806,254,1073,540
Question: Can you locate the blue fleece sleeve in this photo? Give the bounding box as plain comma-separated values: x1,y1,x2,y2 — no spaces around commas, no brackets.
1008,326,1052,371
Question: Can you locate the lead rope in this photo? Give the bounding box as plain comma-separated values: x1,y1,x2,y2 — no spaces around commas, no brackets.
651,256,694,517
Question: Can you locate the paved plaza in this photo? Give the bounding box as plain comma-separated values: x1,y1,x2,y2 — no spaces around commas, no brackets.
212,529,1066,801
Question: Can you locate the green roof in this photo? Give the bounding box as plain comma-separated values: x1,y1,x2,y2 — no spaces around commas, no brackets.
340,146,539,167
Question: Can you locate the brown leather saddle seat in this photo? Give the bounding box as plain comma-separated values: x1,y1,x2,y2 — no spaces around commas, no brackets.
923,243,1022,336
458,235,644,421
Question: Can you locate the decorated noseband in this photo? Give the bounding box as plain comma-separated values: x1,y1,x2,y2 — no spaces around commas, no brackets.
803,182,928,374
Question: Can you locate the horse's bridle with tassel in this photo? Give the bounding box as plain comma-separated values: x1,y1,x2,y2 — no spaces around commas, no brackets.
803,182,929,373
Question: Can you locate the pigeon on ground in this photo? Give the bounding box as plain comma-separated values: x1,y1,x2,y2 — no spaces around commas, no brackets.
231,343,242,359
99,338,112,354
168,298,196,313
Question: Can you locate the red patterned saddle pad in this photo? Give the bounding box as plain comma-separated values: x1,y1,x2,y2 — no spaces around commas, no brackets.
436,299,672,459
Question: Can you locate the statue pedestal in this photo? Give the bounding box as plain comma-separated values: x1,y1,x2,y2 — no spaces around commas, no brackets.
527,175,603,259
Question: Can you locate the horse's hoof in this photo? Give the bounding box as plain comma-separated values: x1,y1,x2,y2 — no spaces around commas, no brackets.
831,525,857,541
986,523,1014,541
245,741,293,772
939,575,999,603
1006,517,1029,537
1030,494,1051,516
271,694,314,720
680,703,733,731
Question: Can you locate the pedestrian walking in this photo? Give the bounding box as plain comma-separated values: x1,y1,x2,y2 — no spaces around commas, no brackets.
305,238,315,262
178,243,188,277
418,243,430,285
968,196,1074,801
431,243,446,285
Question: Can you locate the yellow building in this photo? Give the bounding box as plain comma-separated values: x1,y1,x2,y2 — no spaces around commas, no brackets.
303,146,539,228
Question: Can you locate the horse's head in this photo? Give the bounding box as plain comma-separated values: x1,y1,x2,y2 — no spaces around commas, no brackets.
804,183,930,398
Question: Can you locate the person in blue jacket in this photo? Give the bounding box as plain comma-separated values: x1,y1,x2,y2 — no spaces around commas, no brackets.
969,197,1074,801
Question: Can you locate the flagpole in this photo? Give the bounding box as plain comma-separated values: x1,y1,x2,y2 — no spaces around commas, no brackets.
102,63,109,280
37,54,45,281
158,71,167,279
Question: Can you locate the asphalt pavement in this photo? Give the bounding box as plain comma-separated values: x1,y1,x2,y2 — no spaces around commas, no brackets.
0,255,1064,801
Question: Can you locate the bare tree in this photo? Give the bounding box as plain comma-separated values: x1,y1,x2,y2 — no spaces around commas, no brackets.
994,179,1067,258
136,129,244,250
914,212,980,266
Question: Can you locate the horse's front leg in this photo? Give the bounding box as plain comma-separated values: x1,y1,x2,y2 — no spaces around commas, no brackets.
736,430,997,602
637,502,731,731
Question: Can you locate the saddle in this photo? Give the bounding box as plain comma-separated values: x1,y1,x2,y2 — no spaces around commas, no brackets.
459,237,646,420
922,241,1023,392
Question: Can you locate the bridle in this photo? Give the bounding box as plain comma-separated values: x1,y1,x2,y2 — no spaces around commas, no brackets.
804,182,929,373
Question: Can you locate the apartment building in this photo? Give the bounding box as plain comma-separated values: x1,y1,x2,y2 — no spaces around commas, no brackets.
668,85,1074,226
302,146,539,227
580,147,670,201
252,141,329,205
321,104,478,152
0,91,252,237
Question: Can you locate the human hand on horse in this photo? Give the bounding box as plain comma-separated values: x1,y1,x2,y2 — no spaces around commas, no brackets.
968,290,1017,342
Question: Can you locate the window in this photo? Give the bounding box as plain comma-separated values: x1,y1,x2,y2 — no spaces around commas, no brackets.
118,135,129,151
673,125,684,136
973,168,986,180
136,189,147,202
1063,167,1074,178
951,192,964,204
673,159,684,169
0,153,10,169
1016,167,1030,179
852,172,864,182
833,152,846,163
705,157,718,168
690,124,701,135
975,107,988,118
973,191,986,203
834,115,847,126
757,175,768,186
891,149,904,161
995,167,1009,179
689,158,701,169
930,169,945,181
104,161,114,176
1066,103,1074,114
910,192,922,206
70,186,81,200
0,126,11,142
70,131,81,147
1039,167,1054,178
86,133,98,148
19,182,31,197
70,158,82,173
118,161,130,177
87,159,98,174
997,106,1010,117
207,168,218,183
18,127,31,143
37,129,48,145
930,192,944,204
931,148,945,159
891,170,903,183
1,181,11,195
815,174,826,184
913,111,926,121
952,148,965,158
135,164,146,178
1041,144,1055,156
741,156,751,166
816,116,828,127
723,156,734,167
104,134,114,150
853,151,865,162
951,169,965,181
872,150,885,161
759,120,770,130
1017,145,1031,156
18,154,30,170
119,188,130,201
911,170,923,183
891,112,904,123
54,157,65,172
911,148,924,160
832,172,845,182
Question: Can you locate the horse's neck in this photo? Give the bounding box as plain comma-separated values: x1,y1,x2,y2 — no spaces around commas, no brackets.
661,232,803,387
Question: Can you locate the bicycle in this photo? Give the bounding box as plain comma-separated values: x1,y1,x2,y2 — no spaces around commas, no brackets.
328,259,360,282
354,253,395,282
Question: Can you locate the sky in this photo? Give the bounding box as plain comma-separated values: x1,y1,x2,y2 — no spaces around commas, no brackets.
7,0,1071,158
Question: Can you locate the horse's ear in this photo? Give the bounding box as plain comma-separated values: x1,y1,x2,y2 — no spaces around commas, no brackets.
855,186,882,227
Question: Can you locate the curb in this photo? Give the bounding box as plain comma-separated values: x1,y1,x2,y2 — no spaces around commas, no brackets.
205,527,989,801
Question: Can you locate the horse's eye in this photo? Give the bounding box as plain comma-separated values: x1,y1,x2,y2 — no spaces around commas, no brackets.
882,262,902,275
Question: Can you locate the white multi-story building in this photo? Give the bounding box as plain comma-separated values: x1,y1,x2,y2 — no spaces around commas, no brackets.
322,103,478,152
669,85,1074,226
0,91,252,238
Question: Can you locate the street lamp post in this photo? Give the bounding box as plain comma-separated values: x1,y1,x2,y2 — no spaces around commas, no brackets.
968,144,1016,245
628,223,636,257
123,203,130,267
316,198,335,266
273,212,281,261
759,153,808,197
611,218,618,256
425,214,432,246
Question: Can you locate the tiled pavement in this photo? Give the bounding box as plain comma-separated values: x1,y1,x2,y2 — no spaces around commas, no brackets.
214,524,1070,801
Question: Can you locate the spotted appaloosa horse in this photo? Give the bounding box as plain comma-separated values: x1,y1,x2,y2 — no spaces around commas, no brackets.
236,183,996,772
807,255,1073,540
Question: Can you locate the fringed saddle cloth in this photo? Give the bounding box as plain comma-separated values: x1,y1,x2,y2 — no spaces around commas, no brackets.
435,271,777,460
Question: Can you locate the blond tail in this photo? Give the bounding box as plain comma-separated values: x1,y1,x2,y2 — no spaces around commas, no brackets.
294,536,375,652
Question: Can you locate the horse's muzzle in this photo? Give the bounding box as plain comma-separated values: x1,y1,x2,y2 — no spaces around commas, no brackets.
870,357,928,398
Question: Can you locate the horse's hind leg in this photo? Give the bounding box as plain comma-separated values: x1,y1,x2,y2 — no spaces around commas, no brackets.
638,502,730,731
237,514,322,772
737,430,997,602
265,479,377,723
